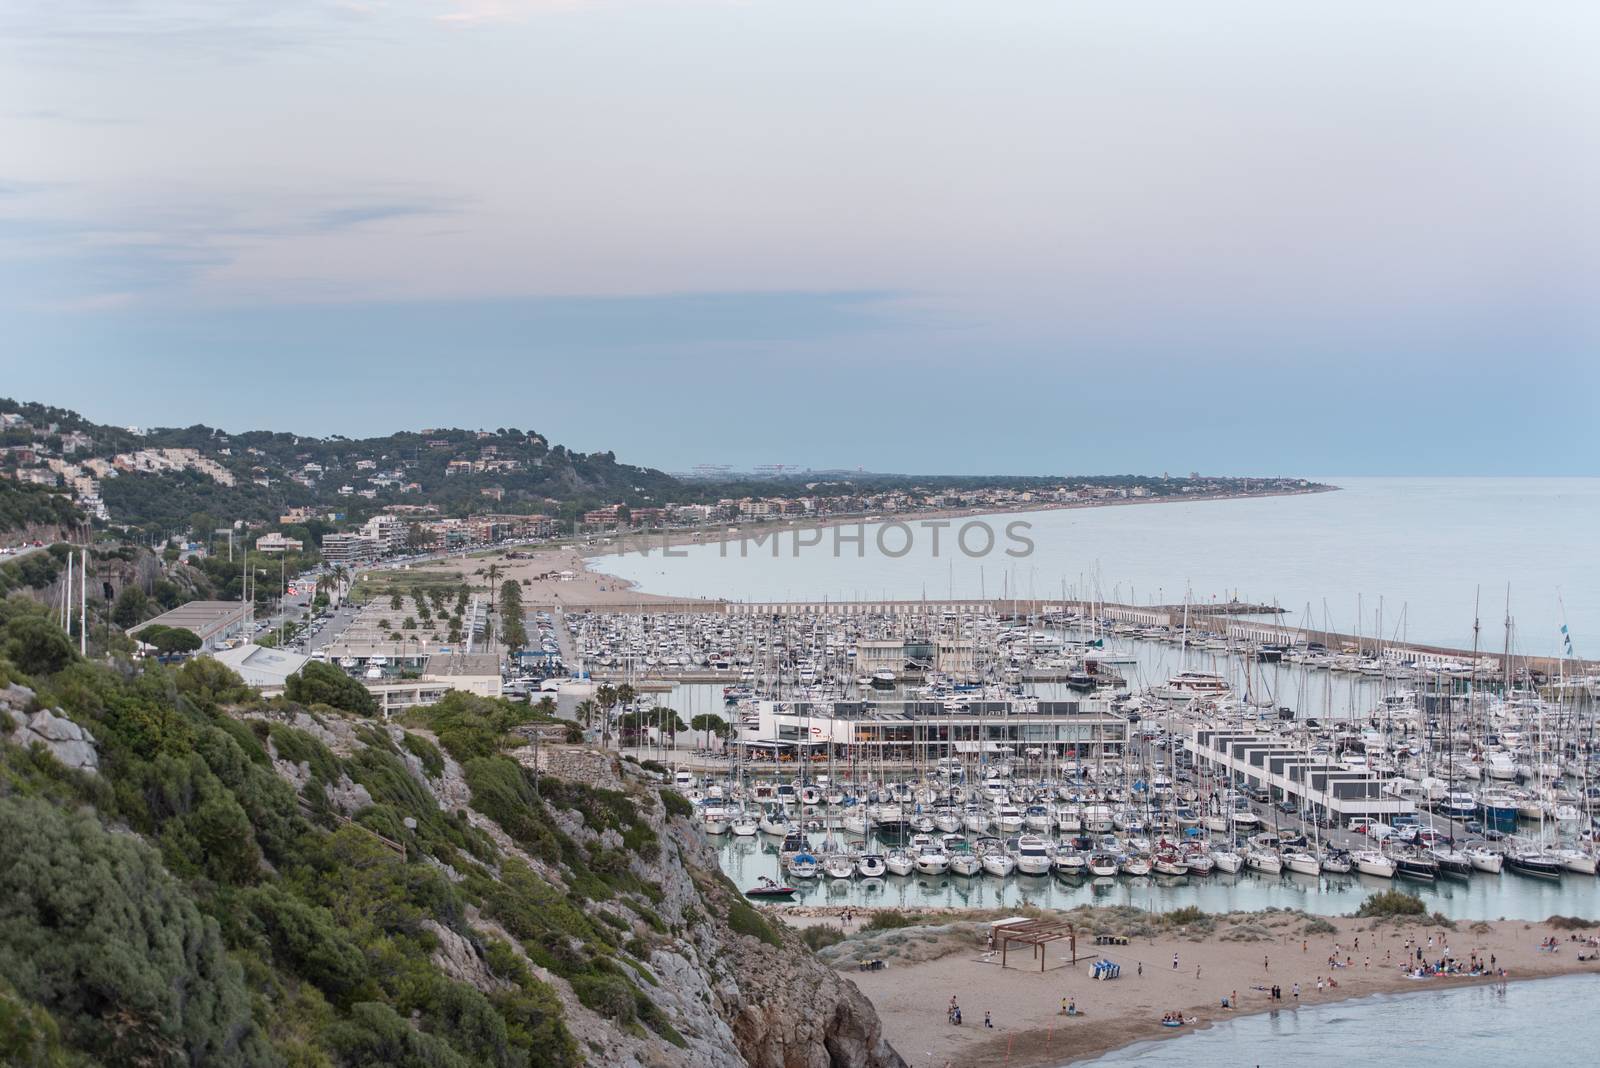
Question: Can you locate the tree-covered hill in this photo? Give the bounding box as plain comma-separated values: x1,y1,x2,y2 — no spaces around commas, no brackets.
0,594,902,1068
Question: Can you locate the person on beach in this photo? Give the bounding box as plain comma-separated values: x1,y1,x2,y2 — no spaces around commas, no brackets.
1138,961,1143,977
1316,976,1324,994
1264,955,1270,972
1173,952,1179,970
1292,982,1300,1001
984,1011,992,1029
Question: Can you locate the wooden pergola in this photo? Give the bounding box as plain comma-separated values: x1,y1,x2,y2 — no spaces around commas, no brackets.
995,920,1078,973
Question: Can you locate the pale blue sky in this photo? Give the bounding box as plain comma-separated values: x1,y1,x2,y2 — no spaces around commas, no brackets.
3,1,1596,474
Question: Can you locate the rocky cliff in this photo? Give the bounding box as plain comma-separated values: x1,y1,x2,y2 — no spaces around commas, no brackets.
242,706,904,1068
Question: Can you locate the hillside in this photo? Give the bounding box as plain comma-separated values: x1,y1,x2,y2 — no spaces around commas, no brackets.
1,397,681,532
0,596,902,1068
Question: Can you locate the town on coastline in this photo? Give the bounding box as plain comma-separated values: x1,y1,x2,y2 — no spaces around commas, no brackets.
2,398,1596,1068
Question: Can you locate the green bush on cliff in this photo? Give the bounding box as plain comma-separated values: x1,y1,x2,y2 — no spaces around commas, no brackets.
0,603,591,1068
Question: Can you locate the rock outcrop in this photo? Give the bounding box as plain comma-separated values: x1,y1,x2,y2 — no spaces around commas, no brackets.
1,684,99,773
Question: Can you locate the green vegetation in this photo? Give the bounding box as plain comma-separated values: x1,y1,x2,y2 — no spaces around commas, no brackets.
801,925,846,952
0,479,79,535
285,660,379,716
659,789,694,818
726,900,782,946
1354,890,1427,918
0,594,602,1066
1547,915,1597,930
132,623,202,655
862,911,929,932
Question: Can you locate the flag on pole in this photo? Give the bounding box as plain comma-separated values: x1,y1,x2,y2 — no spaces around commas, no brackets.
1560,624,1573,655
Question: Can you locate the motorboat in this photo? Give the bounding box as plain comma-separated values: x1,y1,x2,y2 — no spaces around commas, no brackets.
701,805,731,835
1054,850,1087,876
913,836,951,876
993,804,1025,834
1015,835,1054,875
744,876,796,899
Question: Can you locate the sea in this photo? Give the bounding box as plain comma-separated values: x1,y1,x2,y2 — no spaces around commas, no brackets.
1074,973,1600,1066
602,477,1600,655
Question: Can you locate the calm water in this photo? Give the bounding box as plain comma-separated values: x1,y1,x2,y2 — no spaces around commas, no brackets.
603,477,1600,654
1076,973,1600,1066
715,834,1600,921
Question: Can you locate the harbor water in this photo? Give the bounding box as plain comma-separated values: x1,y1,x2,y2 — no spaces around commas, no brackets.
1074,973,1600,1065
713,833,1600,921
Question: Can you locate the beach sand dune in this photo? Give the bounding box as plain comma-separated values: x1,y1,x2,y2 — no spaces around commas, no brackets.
802,909,1596,1068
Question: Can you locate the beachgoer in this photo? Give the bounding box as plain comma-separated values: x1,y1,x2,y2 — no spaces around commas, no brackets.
1292,982,1300,1000
1264,955,1270,972
984,1011,993,1029
1302,939,1307,953
1138,961,1143,977
1173,952,1179,970
1196,965,1202,980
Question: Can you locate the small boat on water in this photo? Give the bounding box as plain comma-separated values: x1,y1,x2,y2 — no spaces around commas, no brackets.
745,876,796,898
1465,845,1504,874
857,853,888,878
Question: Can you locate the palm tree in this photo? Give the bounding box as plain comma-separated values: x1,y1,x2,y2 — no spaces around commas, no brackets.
486,563,501,610
534,695,556,719
595,684,618,749
615,682,636,710
574,699,597,737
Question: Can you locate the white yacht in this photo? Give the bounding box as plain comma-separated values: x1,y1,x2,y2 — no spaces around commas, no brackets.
1015,835,1054,875
856,853,888,878
1353,850,1396,878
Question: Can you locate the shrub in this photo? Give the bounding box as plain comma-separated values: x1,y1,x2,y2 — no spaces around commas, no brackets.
402,731,445,777
1354,890,1426,918
285,661,378,716
863,911,927,932
1546,915,1596,930
0,796,273,1066
1164,905,1208,927
1302,918,1338,935
463,757,560,864
727,900,782,946
659,789,694,818
802,925,846,951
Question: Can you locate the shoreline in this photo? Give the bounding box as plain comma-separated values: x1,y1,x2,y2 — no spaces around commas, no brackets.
793,907,1600,1068
575,484,1337,600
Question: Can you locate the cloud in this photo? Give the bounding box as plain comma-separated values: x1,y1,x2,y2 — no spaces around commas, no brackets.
312,200,462,232
0,185,469,310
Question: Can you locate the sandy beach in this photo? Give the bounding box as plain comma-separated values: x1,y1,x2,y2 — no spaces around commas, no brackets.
775,907,1600,1068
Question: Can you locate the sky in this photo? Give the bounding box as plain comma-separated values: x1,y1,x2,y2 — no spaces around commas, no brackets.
3,1,1597,475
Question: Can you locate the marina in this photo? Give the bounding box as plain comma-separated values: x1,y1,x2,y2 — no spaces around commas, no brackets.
534,585,1600,920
